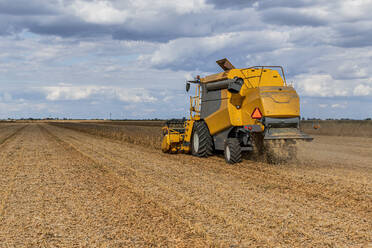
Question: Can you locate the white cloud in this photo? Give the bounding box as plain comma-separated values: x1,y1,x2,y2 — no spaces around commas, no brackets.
353,84,372,96
0,102,28,113
293,74,349,97
44,86,98,100
70,0,128,24
334,62,368,80
114,88,157,103
144,33,235,66
43,86,157,103
0,101,49,115
131,0,210,14
338,0,372,21
141,30,289,69
331,103,346,109
67,0,210,25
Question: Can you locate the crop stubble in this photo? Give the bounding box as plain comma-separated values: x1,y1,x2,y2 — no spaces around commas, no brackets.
0,122,371,247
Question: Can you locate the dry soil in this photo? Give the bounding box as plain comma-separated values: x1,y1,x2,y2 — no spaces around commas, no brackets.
0,123,371,247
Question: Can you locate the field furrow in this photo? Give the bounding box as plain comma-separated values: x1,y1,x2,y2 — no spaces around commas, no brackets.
0,124,209,247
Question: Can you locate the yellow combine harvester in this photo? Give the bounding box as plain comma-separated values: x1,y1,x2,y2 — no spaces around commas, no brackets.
162,58,312,163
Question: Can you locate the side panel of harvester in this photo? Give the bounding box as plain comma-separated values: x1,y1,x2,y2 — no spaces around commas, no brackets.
200,87,230,135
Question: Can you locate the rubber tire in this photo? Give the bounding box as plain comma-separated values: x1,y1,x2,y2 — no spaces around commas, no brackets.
224,138,242,164
191,121,213,157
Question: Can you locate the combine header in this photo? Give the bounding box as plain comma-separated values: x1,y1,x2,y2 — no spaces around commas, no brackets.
162,58,312,163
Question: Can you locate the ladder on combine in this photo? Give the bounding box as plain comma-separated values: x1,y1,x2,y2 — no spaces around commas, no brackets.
161,78,201,154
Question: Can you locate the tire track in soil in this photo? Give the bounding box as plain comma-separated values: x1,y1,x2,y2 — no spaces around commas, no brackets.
45,124,372,247
50,122,371,211
0,124,209,247
43,125,271,246
0,124,29,223
0,124,27,147
48,123,371,216
0,124,59,247
47,125,318,246
38,124,211,247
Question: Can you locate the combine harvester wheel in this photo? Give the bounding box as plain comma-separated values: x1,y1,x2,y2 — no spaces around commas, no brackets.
191,121,213,157
224,138,242,164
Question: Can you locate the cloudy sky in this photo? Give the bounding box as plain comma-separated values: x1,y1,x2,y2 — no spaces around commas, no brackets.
0,0,372,119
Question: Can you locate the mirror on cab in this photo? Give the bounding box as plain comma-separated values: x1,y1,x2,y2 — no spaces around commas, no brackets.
186,82,191,92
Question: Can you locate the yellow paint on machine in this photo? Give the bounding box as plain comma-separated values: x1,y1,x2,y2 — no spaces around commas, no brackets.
161,58,307,155
203,67,300,135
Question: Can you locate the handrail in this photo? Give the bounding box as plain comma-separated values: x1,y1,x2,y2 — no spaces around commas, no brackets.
189,82,201,119
244,66,287,87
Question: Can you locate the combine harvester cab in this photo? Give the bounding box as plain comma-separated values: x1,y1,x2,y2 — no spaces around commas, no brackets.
162,58,312,164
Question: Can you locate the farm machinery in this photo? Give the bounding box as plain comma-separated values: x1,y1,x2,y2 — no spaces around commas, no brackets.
161,59,312,163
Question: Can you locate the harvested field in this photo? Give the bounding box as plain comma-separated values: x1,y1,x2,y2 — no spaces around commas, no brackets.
0,123,371,247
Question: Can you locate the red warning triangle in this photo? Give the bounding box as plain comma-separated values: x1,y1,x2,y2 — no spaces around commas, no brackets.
251,108,262,119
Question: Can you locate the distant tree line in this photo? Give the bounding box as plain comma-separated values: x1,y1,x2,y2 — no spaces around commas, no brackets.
302,117,371,121
1,117,371,121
